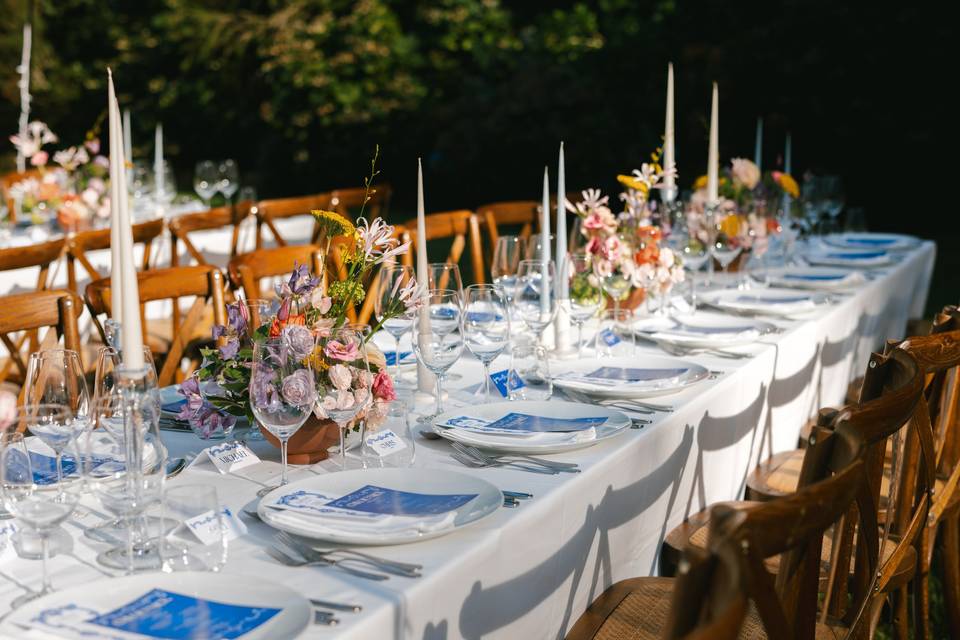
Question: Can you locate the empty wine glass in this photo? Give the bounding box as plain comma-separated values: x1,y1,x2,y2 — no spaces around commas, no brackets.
154,161,177,207
565,253,603,356
375,265,417,385
712,214,744,280
427,263,463,300
250,338,315,485
218,159,240,202
515,259,558,349
128,161,155,206
314,328,369,471
193,160,218,207
412,289,463,421
491,236,524,303
93,345,157,405
525,234,555,261
818,175,845,234
24,350,91,455
2,426,83,606
463,284,511,401
667,223,709,313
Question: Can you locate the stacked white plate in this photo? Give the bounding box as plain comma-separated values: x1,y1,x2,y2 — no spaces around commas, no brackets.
805,246,893,268
699,288,830,317
552,356,709,399
258,468,502,545
822,232,917,252
631,313,776,348
766,266,866,291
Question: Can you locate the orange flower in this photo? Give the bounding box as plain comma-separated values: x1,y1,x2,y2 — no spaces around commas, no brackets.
692,175,708,190
719,214,743,238
777,173,800,198
268,313,307,337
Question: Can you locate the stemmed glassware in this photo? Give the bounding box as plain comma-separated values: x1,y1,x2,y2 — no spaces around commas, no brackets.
515,259,558,349
711,214,743,280
193,160,218,207
24,349,90,425
375,265,417,387
412,289,463,421
1,425,83,606
427,263,464,300
463,284,511,400
218,159,240,204
154,161,177,209
525,234,555,261
250,337,315,486
491,236,524,304
667,216,709,312
565,253,603,355
160,485,227,572
313,328,370,471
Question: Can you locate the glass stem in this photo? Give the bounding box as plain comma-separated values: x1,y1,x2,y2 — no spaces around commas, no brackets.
40,532,51,594
280,439,289,485
125,515,136,575
577,322,584,357
706,254,715,286
482,362,492,400
55,452,63,485
338,425,346,470
690,272,697,315
394,335,402,381
435,374,444,415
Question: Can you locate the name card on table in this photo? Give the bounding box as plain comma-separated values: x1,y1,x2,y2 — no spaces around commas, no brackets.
364,430,408,457
181,507,247,546
599,329,621,347
205,441,260,474
384,351,414,366
490,369,525,397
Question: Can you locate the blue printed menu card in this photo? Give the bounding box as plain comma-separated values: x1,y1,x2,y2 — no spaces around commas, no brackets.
87,588,281,639
736,295,811,304
384,351,414,366
843,237,896,245
825,251,885,259
481,412,606,433
325,485,477,516
783,273,845,281
29,452,77,485
584,367,688,382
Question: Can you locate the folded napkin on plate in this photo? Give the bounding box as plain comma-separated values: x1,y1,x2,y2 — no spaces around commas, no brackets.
437,413,605,434
716,293,819,315
771,270,865,290
555,367,688,388
808,251,890,267
436,425,598,446
634,318,759,343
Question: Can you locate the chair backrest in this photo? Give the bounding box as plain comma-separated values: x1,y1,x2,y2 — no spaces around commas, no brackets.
255,193,331,248
0,237,67,291
85,265,227,386
401,210,485,285
476,200,539,249
227,245,325,303
330,184,392,221
168,202,253,267
0,289,83,394
65,218,165,293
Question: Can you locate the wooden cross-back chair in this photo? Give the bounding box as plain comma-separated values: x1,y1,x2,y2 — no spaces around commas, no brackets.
330,184,391,221
226,244,336,311
0,237,66,293
401,210,485,286
476,200,539,248
0,289,82,395
85,265,227,386
168,202,253,268
65,218,165,293
255,193,331,248
567,388,885,640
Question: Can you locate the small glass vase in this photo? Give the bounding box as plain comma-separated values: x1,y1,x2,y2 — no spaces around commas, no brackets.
193,380,237,440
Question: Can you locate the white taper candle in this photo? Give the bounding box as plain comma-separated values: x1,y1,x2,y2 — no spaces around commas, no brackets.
415,158,434,393
707,82,720,205
754,117,763,171
123,109,132,164
663,63,676,199
154,122,164,207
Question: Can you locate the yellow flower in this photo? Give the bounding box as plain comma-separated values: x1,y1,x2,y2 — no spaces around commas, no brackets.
617,174,649,195
693,175,708,190
312,209,355,238
778,173,800,198
719,214,744,238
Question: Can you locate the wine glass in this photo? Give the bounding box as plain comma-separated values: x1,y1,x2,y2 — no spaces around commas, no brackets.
712,214,743,280
525,234,555,261
160,485,227,572
375,265,417,385
565,253,603,356
601,271,631,328
250,338,315,486
667,216,709,312
218,159,240,203
93,345,157,404
2,426,83,605
819,175,845,234
412,289,463,421
154,160,177,208
427,263,463,300
193,160,218,207
515,259,558,349
314,328,370,471
463,284,511,401
24,349,90,421
128,161,155,215
491,236,524,303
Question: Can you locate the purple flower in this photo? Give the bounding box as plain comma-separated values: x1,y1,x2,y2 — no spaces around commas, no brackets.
281,369,316,407
176,376,236,438
227,301,248,335
286,262,321,296
250,363,279,410
219,337,240,360
282,324,315,361
212,324,228,340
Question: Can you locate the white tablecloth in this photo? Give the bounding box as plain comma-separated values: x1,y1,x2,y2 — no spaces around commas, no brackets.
0,240,937,639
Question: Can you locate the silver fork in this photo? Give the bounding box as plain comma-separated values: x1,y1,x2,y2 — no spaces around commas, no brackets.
266,543,390,581
451,451,558,475
560,388,655,414
277,532,422,577
452,442,580,472
657,341,750,360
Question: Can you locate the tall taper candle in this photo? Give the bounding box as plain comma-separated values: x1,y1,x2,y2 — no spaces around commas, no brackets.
123,109,132,164
784,132,792,175
415,158,434,393
707,83,720,205
109,71,145,371
754,117,763,170
154,122,164,207
553,143,572,354
107,75,123,325
540,167,551,315
662,63,676,199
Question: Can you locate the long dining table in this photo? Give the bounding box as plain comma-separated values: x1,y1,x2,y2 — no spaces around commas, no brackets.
0,233,936,639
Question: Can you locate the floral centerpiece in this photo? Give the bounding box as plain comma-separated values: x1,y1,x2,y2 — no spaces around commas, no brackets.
567,149,684,308
7,121,111,228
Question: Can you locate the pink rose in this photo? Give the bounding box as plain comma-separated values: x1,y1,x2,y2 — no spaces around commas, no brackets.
328,364,352,390
582,212,605,231
325,339,359,361
0,390,17,431
336,389,356,410
372,370,397,402
354,387,370,410
311,317,335,338
730,158,761,190
310,289,332,313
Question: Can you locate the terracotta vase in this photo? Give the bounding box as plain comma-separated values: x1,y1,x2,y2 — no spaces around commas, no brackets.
261,416,340,464
605,288,646,311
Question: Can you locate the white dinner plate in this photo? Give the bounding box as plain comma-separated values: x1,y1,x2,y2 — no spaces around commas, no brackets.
805,247,893,268
630,313,777,348
552,356,709,399
822,232,917,252
765,266,866,291
4,572,311,640
699,288,831,317
258,467,501,545
432,400,632,454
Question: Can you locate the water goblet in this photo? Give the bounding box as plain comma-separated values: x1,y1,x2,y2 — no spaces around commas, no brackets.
193,160,218,207
515,259,558,349
463,284,511,401
525,234,555,262
491,236,524,303
218,159,240,203
427,263,464,300
160,485,227,573
565,253,603,356
375,265,417,386
412,289,463,422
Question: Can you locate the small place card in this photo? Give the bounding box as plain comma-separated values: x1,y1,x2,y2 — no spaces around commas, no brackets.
599,329,621,347
364,430,408,457
384,351,414,366
182,506,247,546
490,369,525,397
205,441,260,475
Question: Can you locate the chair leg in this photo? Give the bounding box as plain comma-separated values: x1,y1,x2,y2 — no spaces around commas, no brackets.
892,586,909,640
913,569,931,640
943,516,960,638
